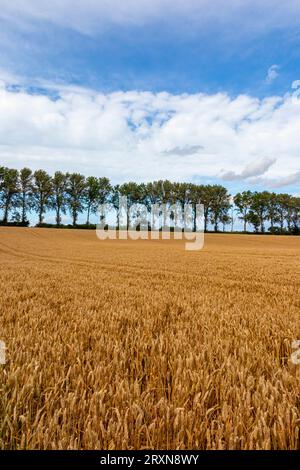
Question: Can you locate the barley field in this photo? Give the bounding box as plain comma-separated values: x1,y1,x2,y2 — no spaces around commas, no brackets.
0,227,299,450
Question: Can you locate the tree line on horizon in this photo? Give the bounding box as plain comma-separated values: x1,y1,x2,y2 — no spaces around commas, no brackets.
0,165,299,234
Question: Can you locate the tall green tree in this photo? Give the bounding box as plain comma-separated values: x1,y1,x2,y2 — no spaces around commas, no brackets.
66,173,86,226
209,185,231,232
291,196,300,233
51,171,68,226
189,184,207,232
250,191,270,233
283,195,297,233
0,167,19,223
234,191,253,232
19,167,33,224
32,170,52,225
266,192,280,232
173,182,192,229
145,181,163,206
277,194,292,232
119,182,147,229
98,178,112,205
195,185,217,233
85,177,112,225
97,177,112,224
85,176,100,225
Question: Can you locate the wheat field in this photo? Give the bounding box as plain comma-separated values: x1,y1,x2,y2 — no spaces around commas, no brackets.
0,227,299,450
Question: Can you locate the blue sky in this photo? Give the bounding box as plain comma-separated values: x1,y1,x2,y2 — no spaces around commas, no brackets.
0,0,300,196
1,2,300,96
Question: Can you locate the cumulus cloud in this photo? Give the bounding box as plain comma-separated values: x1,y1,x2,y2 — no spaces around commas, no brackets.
266,65,279,84
222,157,276,181
0,75,300,186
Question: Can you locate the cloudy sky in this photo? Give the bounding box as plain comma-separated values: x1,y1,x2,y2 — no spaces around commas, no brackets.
0,0,300,193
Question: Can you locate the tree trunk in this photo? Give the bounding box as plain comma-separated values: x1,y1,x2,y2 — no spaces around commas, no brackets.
73,210,77,227
22,192,26,223
260,214,264,233
204,209,209,233
3,203,9,223
39,207,43,225
127,210,130,230
38,194,44,225
280,216,284,232
56,207,61,226
86,203,91,225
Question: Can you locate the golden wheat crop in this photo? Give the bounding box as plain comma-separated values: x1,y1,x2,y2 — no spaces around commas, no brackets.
0,227,299,449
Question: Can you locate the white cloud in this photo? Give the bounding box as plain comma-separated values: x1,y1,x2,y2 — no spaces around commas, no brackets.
253,171,300,188
270,170,300,188
222,157,276,180
0,75,300,186
266,65,279,84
